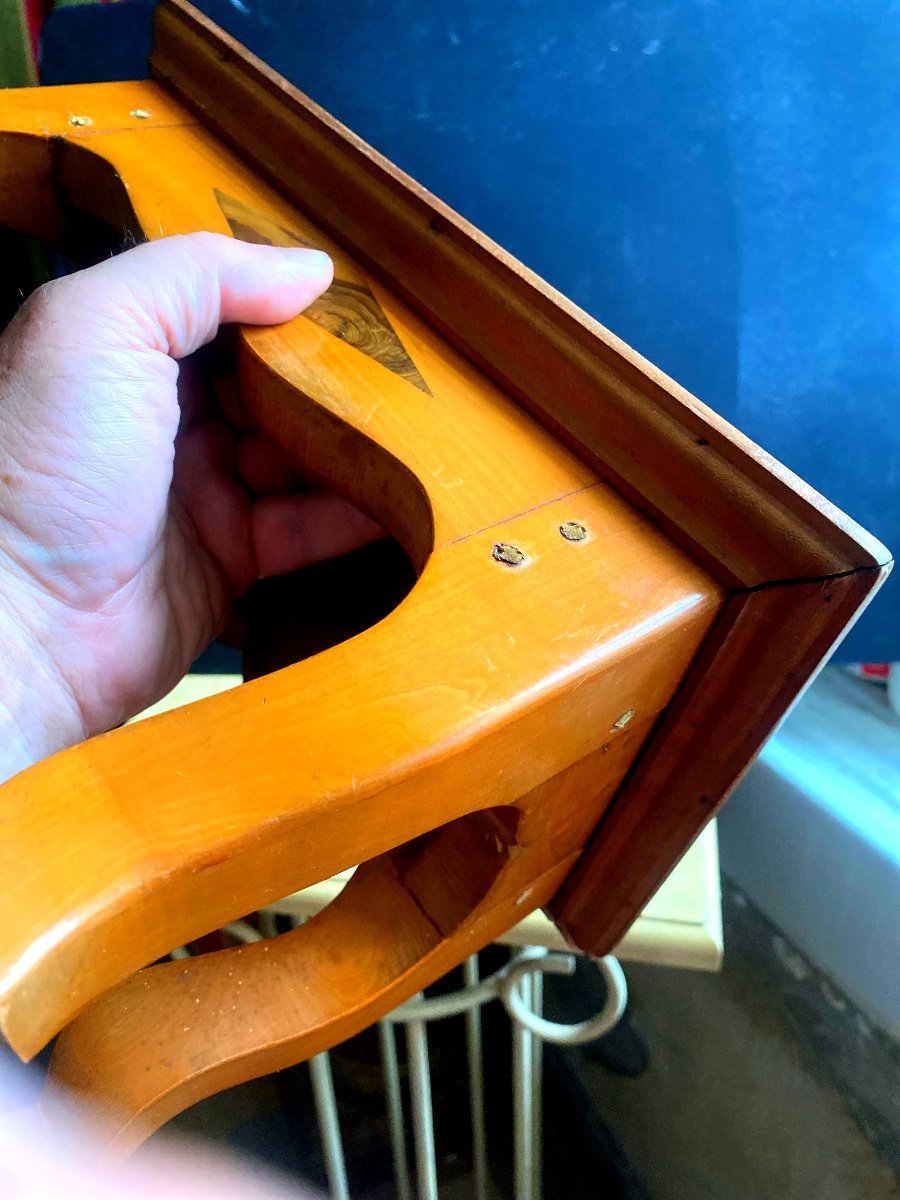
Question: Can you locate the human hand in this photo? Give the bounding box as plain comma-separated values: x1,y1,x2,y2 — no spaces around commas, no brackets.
0,1050,315,1199
0,233,381,778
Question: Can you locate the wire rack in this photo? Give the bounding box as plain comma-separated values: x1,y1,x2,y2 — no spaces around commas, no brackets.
217,915,628,1200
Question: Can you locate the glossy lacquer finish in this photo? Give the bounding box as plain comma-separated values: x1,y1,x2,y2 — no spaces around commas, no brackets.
0,0,888,1152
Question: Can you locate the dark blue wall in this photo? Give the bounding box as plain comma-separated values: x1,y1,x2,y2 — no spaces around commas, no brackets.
43,0,900,659
198,0,740,412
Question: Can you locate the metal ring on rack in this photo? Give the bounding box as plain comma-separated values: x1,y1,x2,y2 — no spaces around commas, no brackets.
385,946,628,1045
499,952,628,1045
385,946,552,1024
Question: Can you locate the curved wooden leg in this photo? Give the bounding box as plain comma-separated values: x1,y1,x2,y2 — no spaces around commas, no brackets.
46,806,577,1156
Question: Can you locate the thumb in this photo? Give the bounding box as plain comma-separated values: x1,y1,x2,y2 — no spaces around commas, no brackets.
48,232,334,358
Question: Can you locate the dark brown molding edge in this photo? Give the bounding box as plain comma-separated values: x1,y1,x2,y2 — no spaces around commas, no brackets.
548,565,886,954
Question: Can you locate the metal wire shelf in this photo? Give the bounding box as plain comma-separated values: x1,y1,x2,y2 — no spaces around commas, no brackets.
217,918,627,1200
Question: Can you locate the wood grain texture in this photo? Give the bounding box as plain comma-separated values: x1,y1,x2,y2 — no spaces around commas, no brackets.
0,486,716,1059
151,0,889,589
49,733,650,1154
0,79,195,136
0,82,721,1063
0,6,890,1132
218,190,431,393
554,567,887,952
144,0,891,958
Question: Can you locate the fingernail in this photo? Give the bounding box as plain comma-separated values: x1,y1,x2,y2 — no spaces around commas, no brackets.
272,247,333,278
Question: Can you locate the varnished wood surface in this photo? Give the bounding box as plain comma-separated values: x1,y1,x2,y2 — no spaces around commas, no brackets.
138,673,726,970
143,0,891,957
0,2,890,1143
554,568,886,953
49,736,649,1154
219,191,432,394
152,0,889,589
0,80,721,1063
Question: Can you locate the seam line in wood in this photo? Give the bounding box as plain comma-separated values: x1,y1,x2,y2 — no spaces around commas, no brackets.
60,121,201,138
443,481,600,548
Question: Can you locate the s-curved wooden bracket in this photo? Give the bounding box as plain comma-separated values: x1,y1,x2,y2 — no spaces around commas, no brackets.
0,0,888,1153
0,76,721,1083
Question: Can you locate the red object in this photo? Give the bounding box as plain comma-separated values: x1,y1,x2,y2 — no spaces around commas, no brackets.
849,662,891,680
23,0,49,63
